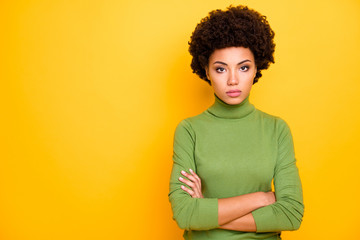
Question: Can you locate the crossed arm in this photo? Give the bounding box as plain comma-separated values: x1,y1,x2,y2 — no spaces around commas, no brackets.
169,119,304,232
178,169,276,232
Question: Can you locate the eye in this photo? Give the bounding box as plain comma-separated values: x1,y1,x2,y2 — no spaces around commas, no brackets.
216,67,226,73
240,66,249,72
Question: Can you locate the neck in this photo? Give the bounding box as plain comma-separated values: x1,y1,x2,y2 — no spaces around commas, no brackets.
207,92,255,119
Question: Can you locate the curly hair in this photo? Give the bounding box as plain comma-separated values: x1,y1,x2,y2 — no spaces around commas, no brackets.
188,5,276,85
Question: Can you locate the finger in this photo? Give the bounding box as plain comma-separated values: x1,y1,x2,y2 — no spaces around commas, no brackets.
181,170,199,185
179,177,196,189
181,185,195,196
181,170,202,195
189,169,201,182
180,170,203,198
179,175,201,198
189,169,202,193
181,184,200,198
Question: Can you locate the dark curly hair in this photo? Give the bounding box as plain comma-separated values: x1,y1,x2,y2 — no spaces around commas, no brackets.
188,5,276,85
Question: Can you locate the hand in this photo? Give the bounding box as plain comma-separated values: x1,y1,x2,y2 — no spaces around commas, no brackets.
178,169,204,198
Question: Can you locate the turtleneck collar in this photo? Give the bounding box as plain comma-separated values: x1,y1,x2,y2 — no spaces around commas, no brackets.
206,92,255,119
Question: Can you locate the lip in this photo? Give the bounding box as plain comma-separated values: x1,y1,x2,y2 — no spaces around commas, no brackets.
226,89,241,93
226,90,242,97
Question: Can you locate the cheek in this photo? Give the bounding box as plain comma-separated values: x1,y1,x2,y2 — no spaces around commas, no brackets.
244,81,254,91
211,82,225,93
210,77,220,86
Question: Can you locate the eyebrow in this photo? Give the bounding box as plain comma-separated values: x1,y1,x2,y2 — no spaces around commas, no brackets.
213,60,251,65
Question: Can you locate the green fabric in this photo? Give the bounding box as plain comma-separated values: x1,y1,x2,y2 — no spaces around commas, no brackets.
168,92,304,239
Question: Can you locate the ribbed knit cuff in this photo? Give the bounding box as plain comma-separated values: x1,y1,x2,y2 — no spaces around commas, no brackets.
252,205,272,232
196,198,219,229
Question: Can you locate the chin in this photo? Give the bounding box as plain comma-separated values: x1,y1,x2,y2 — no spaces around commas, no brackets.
225,97,244,105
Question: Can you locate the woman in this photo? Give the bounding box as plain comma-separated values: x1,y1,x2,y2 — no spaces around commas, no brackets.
168,5,304,240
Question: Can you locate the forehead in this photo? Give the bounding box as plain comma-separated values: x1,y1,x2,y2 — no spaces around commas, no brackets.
209,47,255,62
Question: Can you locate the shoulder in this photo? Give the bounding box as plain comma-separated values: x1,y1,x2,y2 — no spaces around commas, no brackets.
173,117,196,143
254,108,292,134
254,106,286,121
271,115,293,143
254,108,295,152
175,110,208,129
255,107,277,120
254,107,282,125
173,110,210,142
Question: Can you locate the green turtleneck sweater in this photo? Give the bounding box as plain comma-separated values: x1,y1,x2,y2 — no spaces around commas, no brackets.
168,93,304,240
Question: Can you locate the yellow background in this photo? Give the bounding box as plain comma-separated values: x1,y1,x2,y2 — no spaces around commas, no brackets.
1,0,359,239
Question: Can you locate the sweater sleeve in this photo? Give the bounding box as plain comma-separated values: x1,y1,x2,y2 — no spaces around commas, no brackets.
252,118,305,232
168,119,219,230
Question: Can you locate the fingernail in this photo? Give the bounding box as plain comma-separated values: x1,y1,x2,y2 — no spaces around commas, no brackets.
179,177,183,180
189,169,193,172
181,170,186,174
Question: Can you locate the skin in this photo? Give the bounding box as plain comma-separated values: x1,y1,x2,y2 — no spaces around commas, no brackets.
179,169,275,231
178,47,276,231
205,46,257,105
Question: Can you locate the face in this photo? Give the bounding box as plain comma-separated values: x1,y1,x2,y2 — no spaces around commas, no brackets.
205,46,257,105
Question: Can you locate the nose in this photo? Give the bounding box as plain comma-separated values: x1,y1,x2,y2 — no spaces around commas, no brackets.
227,69,239,85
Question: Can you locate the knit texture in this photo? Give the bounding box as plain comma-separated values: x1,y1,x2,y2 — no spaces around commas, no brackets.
168,92,304,239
